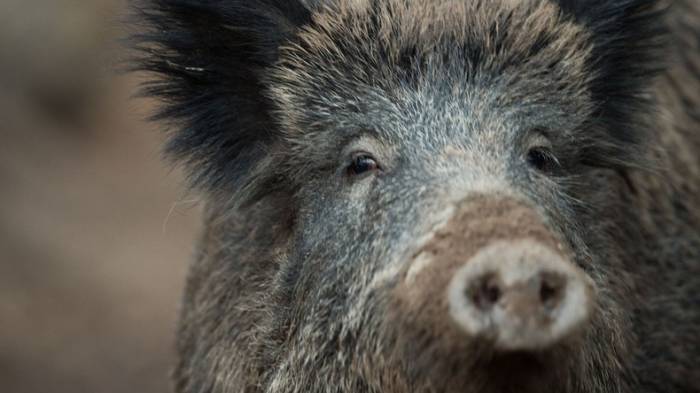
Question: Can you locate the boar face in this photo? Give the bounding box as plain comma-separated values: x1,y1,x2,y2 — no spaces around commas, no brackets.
133,0,667,392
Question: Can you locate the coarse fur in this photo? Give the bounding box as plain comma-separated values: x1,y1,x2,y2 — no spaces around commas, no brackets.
131,0,700,392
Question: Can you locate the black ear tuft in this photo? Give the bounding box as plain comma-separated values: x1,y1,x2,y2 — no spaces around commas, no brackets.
130,0,311,197
555,0,668,167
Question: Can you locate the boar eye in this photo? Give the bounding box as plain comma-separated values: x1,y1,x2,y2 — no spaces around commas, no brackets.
348,153,379,176
527,147,559,173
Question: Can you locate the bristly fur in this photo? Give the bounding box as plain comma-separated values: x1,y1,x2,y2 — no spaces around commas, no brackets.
129,1,700,393
131,0,668,200
555,0,669,168
129,0,312,198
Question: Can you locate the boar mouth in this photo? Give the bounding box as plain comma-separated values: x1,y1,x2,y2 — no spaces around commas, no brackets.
482,350,559,383
377,339,576,393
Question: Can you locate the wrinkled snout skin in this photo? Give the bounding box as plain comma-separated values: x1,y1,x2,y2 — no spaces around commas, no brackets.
134,0,700,392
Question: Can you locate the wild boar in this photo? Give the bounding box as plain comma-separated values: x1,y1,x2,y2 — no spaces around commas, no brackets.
132,0,700,392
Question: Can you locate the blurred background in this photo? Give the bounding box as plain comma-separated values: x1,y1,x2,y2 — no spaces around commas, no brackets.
0,1,201,392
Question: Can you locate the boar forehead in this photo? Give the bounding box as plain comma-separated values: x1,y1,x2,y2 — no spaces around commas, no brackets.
269,0,595,152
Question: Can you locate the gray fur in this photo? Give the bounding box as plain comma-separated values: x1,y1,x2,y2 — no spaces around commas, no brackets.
133,0,700,392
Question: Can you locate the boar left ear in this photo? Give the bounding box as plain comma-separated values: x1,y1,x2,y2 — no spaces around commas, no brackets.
555,0,668,165
130,0,312,200
555,0,668,82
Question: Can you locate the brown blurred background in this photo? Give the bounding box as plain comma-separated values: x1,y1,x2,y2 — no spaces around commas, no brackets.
0,1,200,392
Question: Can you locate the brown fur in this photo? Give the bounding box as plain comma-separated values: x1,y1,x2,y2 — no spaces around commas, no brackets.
132,0,700,392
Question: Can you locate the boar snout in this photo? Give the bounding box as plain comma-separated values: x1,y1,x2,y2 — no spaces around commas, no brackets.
449,239,594,351
395,196,595,358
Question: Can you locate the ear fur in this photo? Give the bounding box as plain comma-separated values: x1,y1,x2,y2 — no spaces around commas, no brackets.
131,0,312,198
555,0,669,168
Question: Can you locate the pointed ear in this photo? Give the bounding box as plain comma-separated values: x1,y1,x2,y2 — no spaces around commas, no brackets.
131,0,312,198
555,0,668,164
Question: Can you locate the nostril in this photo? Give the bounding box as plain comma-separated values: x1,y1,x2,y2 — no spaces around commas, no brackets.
539,272,566,309
539,282,557,303
468,273,502,310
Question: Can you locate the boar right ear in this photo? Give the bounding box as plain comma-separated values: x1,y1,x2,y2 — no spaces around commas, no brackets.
131,0,311,199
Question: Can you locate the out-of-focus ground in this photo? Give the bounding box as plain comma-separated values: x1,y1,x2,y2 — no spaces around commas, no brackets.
0,1,200,392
